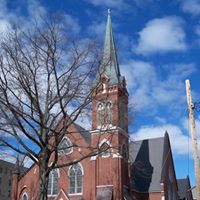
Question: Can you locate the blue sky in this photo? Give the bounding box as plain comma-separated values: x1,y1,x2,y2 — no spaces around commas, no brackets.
1,0,200,186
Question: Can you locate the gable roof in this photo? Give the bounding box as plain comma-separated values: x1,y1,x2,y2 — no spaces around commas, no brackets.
73,122,91,144
129,132,178,194
54,189,70,200
129,136,165,193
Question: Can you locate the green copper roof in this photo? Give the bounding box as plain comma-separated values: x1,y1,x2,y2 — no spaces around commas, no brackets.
100,9,122,85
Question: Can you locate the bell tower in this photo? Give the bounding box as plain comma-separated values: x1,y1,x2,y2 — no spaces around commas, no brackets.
92,9,128,132
91,10,130,200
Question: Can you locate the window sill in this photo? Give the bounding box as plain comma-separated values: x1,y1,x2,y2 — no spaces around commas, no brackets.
68,193,83,196
101,154,111,158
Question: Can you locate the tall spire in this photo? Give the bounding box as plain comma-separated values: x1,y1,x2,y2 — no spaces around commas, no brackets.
101,9,121,85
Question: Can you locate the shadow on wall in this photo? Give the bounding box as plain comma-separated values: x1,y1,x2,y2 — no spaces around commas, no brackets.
131,140,153,200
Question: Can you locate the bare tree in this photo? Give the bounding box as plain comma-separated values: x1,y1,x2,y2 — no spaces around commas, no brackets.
0,17,106,200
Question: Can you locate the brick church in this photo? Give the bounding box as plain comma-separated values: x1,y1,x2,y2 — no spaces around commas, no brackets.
11,11,186,200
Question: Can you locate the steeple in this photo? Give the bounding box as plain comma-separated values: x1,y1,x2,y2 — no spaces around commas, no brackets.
92,9,128,131
100,9,122,85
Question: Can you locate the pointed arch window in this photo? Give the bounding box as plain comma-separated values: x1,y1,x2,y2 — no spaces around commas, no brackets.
97,103,104,128
69,163,83,194
105,102,112,126
100,142,111,157
22,193,28,200
58,137,73,155
48,169,59,196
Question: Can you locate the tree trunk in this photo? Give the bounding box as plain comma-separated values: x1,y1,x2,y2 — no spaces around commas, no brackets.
38,154,49,200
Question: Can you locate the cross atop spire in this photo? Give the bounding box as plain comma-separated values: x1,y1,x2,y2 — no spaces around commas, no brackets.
100,9,122,85
108,8,111,15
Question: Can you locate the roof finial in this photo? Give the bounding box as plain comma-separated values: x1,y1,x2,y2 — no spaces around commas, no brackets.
108,9,111,15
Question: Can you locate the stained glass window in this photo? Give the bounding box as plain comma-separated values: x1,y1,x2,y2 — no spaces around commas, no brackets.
97,103,104,128
22,193,28,200
48,169,58,195
105,102,112,126
58,137,72,155
69,163,83,194
100,142,111,157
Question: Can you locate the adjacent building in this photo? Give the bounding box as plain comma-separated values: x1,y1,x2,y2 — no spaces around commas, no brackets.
177,177,193,200
0,159,15,200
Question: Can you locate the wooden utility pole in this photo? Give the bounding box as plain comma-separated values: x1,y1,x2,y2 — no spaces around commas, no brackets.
185,79,200,200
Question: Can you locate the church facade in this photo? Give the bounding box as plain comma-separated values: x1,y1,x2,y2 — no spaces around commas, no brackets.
11,11,183,200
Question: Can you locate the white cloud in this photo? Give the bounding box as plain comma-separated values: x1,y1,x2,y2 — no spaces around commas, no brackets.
155,116,167,124
131,124,193,155
121,61,157,111
130,112,200,156
0,0,14,37
0,0,7,18
87,21,106,37
0,19,12,38
0,150,17,163
27,0,47,24
135,16,187,55
182,115,200,140
0,0,46,34
0,150,33,167
180,0,200,15
0,0,81,37
63,14,81,34
121,60,196,115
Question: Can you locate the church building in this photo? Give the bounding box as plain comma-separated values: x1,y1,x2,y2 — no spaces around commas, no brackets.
11,11,185,200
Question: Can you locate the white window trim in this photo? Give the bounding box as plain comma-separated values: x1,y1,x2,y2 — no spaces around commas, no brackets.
97,102,105,129
105,101,112,126
96,184,113,188
68,163,84,176
97,101,113,129
99,139,112,158
68,193,83,196
68,163,84,195
22,192,28,200
48,169,59,196
58,136,73,156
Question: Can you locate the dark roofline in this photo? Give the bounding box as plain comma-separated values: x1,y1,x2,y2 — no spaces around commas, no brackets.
73,121,91,144
160,131,178,190
130,132,178,192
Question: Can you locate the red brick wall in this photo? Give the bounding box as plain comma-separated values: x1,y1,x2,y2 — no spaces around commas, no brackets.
92,83,128,131
91,83,129,199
